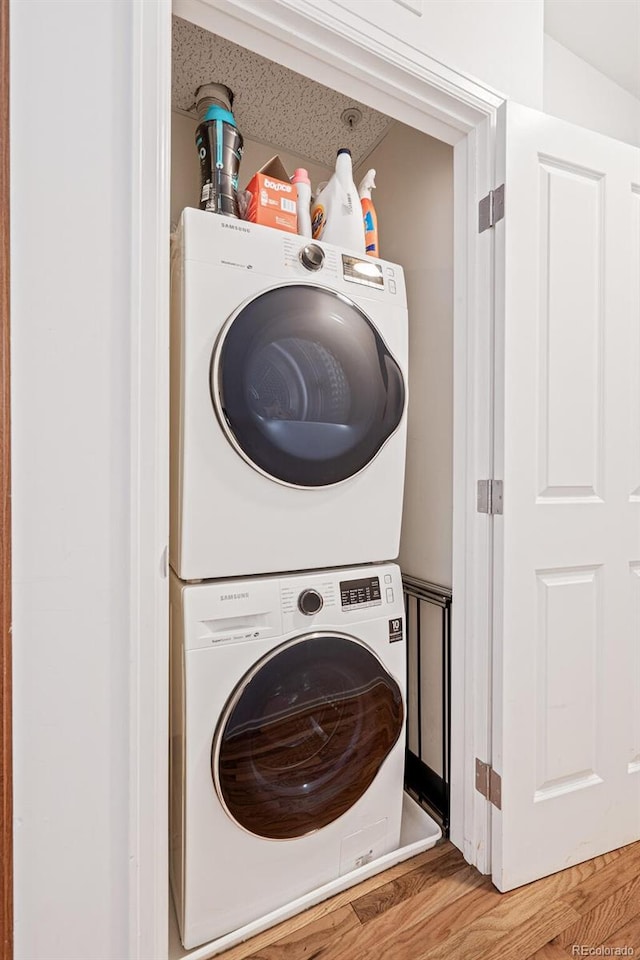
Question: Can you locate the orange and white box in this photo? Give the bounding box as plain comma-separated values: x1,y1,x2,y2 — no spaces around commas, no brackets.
245,155,298,234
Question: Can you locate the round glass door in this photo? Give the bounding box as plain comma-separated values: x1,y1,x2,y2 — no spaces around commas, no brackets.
211,285,405,487
212,634,404,840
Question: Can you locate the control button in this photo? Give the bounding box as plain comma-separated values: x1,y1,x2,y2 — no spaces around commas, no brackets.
298,588,324,616
299,243,325,272
384,574,392,584
386,267,395,277
386,588,395,603
388,279,397,294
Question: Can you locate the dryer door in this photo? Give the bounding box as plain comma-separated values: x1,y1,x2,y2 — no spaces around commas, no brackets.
212,634,404,840
211,284,405,487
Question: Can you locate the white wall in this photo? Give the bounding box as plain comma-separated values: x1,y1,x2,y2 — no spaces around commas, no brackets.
318,0,544,109
171,111,332,227
355,124,453,783
334,0,639,145
356,124,454,589
10,1,134,957
544,35,640,147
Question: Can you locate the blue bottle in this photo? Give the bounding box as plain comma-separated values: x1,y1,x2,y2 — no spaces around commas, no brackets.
194,84,244,218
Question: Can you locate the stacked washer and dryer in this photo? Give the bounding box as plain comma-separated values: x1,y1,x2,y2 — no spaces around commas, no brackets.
170,208,410,950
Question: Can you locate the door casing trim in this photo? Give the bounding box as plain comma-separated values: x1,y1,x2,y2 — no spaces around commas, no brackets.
1,0,12,955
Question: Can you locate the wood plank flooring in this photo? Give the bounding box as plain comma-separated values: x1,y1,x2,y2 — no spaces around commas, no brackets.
217,839,640,960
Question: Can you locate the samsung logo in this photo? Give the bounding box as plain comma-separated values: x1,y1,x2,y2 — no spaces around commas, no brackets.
221,222,250,233
220,592,249,601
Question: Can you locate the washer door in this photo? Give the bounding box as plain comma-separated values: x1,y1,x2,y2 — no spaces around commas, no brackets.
211,285,405,487
212,634,404,840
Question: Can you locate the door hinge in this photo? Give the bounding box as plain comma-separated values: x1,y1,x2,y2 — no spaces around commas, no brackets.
475,758,502,809
478,184,505,232
477,479,503,515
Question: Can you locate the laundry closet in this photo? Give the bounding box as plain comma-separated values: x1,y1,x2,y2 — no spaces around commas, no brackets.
169,12,454,956
165,3,640,958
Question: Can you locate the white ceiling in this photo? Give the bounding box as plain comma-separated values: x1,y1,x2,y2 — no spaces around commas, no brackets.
545,0,640,100
171,16,394,169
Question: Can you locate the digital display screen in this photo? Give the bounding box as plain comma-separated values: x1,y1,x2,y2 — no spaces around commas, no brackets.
342,254,384,289
340,576,382,609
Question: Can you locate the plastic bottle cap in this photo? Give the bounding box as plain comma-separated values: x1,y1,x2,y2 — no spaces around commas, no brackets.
194,83,234,121
337,148,352,157
291,168,311,185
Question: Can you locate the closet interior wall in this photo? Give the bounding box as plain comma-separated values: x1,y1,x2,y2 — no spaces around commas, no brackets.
353,124,454,798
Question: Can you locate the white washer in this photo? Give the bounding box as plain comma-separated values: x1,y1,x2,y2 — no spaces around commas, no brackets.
170,209,408,580
170,562,407,950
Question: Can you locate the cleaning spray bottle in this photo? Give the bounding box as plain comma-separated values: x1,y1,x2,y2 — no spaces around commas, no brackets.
311,149,365,253
358,169,379,257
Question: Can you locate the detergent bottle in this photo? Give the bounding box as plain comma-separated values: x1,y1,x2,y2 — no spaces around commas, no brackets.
292,168,312,238
194,83,244,218
311,149,365,253
358,169,379,257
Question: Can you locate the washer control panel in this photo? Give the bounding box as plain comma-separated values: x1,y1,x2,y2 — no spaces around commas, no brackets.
340,576,382,611
280,578,337,617
277,567,400,632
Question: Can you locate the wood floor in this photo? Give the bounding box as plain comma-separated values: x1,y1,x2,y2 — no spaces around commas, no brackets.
217,838,640,960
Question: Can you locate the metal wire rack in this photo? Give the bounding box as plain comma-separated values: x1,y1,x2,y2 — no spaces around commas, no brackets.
402,574,452,835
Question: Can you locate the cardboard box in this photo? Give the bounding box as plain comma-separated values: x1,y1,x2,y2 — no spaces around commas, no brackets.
245,156,298,234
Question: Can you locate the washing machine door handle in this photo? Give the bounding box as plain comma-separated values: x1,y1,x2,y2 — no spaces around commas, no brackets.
382,354,405,426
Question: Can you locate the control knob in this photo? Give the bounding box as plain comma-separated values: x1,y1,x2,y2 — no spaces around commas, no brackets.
298,589,324,616
299,243,325,272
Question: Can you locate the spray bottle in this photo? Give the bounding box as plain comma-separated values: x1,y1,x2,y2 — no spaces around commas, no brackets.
310,149,365,253
358,169,379,257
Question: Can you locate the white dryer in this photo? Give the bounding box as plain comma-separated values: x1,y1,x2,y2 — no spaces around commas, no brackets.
170,562,407,950
170,209,408,580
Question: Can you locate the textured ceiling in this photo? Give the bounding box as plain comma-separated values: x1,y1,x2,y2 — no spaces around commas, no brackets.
172,16,393,169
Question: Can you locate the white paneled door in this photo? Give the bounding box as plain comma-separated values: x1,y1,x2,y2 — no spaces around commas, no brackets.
492,102,640,890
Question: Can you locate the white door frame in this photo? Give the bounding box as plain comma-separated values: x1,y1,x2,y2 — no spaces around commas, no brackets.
128,2,172,958
129,1,504,954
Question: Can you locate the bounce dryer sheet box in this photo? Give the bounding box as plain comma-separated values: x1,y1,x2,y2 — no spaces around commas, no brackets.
245,156,298,234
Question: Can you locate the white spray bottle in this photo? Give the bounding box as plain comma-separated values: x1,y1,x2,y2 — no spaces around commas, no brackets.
310,149,365,253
